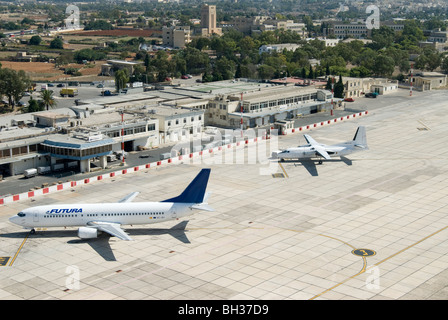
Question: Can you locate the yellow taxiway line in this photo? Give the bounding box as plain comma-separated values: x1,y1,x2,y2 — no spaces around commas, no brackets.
9,232,30,267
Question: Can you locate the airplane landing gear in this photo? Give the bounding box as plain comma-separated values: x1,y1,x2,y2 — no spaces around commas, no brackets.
30,228,36,234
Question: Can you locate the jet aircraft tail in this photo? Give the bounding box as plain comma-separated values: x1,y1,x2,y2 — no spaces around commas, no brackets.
162,169,211,205
352,126,368,149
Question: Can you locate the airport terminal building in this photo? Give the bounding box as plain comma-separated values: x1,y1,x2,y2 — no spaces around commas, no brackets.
0,79,336,178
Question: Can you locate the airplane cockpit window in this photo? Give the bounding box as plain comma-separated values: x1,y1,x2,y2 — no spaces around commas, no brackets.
18,212,26,217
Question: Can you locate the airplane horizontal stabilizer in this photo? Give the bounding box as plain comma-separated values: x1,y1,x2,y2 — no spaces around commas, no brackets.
118,192,140,203
190,203,215,212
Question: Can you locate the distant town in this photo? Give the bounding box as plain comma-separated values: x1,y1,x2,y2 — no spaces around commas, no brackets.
1,0,448,180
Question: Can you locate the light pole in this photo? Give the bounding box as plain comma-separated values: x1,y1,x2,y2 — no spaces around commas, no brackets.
119,110,126,166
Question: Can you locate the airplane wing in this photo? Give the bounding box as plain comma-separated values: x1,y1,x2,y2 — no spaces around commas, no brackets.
314,146,331,160
303,134,319,146
303,135,331,160
118,192,139,203
87,221,133,241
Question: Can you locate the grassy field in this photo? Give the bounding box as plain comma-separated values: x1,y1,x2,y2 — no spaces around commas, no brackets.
1,60,106,81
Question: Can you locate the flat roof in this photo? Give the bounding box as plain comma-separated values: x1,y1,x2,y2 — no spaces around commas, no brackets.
239,86,319,104
229,100,327,118
106,59,143,65
43,134,114,149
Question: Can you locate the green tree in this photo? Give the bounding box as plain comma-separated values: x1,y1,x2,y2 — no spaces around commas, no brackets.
235,64,242,79
334,75,344,98
115,69,130,91
40,89,56,111
84,20,114,30
29,35,42,46
24,97,44,113
370,26,395,50
50,38,64,49
214,57,236,80
442,57,448,74
74,48,106,63
373,54,395,77
0,68,30,110
325,77,334,90
257,64,275,80
308,65,314,79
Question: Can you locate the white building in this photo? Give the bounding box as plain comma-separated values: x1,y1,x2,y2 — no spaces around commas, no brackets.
259,43,302,54
162,26,191,49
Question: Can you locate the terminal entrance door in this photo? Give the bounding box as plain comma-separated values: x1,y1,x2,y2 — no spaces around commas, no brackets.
124,140,134,152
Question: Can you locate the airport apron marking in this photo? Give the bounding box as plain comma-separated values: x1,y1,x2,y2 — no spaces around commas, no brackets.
351,249,376,257
0,257,10,266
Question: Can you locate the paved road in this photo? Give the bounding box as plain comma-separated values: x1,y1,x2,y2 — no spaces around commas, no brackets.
20,75,203,110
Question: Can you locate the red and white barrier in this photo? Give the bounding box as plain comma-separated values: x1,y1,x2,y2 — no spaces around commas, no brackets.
0,110,369,205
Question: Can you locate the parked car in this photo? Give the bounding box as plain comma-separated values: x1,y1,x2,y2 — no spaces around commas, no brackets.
97,83,104,88
57,83,64,87
47,83,54,87
181,75,188,79
344,97,355,102
365,93,377,98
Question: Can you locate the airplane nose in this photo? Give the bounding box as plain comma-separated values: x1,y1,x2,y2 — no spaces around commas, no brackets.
9,215,19,225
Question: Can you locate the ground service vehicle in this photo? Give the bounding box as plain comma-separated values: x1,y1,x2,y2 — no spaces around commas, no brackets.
60,88,79,97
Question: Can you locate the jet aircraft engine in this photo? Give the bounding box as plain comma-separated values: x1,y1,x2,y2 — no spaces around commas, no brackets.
78,227,98,239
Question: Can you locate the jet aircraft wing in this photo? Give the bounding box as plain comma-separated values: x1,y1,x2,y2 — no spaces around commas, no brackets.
118,192,140,203
87,221,133,241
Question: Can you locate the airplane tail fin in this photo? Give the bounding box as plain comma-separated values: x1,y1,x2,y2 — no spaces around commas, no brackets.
352,126,368,149
162,169,211,204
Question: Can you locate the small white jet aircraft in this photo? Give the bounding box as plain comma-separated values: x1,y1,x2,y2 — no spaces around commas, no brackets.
9,169,213,241
276,126,368,174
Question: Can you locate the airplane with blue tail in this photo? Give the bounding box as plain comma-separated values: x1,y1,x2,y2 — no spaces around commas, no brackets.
9,169,213,241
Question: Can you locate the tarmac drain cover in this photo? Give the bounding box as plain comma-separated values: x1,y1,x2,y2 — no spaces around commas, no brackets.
272,173,285,178
351,249,376,257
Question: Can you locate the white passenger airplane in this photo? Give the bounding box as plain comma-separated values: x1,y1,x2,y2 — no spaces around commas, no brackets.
275,126,368,175
9,169,213,241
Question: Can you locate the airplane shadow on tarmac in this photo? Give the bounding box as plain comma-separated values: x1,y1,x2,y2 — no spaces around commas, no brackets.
283,156,353,176
2,221,191,262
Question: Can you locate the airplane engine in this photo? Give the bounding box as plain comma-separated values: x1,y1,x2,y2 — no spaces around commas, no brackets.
78,227,98,239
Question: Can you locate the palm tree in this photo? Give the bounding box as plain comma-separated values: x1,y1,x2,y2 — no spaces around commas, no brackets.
40,89,56,110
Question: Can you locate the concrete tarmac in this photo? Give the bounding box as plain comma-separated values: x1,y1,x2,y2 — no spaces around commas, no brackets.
1,89,448,300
